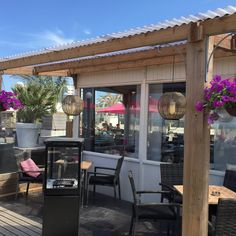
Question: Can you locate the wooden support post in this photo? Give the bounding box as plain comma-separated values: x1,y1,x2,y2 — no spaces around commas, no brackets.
0,74,2,91
66,120,73,137
183,24,214,236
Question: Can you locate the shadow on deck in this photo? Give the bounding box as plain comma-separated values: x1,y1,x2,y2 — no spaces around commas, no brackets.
0,192,177,236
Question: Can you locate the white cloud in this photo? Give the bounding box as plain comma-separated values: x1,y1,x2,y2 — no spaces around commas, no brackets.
42,31,74,45
83,29,91,35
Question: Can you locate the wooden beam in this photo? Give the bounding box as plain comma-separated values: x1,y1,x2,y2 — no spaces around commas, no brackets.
34,44,186,73
3,68,69,76
204,13,236,36
2,38,235,77
69,48,234,75
3,67,34,75
183,24,213,236
69,54,185,74
15,42,236,76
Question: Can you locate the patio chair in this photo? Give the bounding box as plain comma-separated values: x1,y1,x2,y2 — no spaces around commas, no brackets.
87,155,124,204
15,153,44,199
128,171,181,236
208,198,236,236
223,169,236,192
160,163,183,203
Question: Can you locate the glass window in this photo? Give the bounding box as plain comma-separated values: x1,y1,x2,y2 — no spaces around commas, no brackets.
210,113,236,171
147,83,185,162
81,85,140,158
147,82,236,171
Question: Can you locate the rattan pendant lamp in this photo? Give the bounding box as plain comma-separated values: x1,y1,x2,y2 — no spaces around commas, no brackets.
158,55,186,120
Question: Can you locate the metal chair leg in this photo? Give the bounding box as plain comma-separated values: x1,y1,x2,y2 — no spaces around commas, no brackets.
93,184,96,196
129,215,134,235
129,205,136,235
86,178,90,206
26,182,30,197
114,185,117,199
118,180,121,200
15,181,19,200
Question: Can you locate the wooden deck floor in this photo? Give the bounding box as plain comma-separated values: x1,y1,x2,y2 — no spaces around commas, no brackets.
0,206,42,236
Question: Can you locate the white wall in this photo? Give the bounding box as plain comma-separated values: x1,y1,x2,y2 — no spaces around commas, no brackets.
82,151,225,202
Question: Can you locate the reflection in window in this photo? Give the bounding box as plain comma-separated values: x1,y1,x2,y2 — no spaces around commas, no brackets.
147,83,185,162
147,82,236,171
211,113,236,171
81,85,140,158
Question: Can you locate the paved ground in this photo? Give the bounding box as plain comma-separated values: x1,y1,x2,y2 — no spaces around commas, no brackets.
0,192,178,235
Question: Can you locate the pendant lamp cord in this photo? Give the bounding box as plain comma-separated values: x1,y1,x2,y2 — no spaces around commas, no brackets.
171,55,175,92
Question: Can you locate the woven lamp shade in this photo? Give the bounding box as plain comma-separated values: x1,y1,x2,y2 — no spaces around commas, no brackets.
158,92,186,120
62,95,84,116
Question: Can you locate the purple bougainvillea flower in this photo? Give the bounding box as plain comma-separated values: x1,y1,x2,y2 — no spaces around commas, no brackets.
195,101,204,111
222,96,231,102
0,90,23,111
213,75,222,83
196,75,236,125
213,100,224,108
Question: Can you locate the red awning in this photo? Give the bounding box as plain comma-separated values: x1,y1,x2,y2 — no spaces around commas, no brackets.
97,99,158,114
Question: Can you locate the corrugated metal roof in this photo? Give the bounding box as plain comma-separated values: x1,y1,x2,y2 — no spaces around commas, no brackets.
0,5,236,62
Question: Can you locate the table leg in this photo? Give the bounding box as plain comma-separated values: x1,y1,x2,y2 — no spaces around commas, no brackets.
84,169,88,207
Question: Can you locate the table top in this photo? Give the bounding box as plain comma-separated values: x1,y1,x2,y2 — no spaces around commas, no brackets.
81,161,92,170
174,185,236,205
55,160,92,170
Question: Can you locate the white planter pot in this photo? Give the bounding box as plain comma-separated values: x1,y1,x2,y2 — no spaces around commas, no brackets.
16,123,41,148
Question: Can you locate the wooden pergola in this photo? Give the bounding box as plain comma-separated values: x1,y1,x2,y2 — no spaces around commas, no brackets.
1,9,236,236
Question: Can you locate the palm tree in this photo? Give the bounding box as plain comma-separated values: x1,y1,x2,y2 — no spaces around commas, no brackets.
12,75,67,123
97,93,122,108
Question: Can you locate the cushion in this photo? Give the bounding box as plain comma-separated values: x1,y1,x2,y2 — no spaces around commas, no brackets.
20,158,40,178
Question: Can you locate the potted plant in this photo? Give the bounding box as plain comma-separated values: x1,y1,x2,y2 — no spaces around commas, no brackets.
13,76,67,147
195,75,236,124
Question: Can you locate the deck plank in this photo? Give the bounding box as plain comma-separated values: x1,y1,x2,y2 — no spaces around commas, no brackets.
0,212,41,235
0,225,16,236
0,206,41,236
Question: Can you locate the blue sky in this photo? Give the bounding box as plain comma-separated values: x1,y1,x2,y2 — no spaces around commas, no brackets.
1,0,236,90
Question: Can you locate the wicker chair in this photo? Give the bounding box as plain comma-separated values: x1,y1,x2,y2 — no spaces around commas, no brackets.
128,171,181,236
223,169,236,192
208,198,236,236
87,155,124,204
160,163,183,203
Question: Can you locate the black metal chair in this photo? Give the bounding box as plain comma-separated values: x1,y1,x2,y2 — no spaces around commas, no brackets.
87,155,124,204
128,171,181,236
15,153,44,199
160,163,183,203
223,169,236,192
208,198,236,236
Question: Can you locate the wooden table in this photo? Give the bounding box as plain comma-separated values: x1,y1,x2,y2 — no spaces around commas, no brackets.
81,161,92,207
174,185,236,205
81,161,92,170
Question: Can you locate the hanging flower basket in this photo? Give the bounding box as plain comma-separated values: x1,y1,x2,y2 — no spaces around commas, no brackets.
195,75,236,124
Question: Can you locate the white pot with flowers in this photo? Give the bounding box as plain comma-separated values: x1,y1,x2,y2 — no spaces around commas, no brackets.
195,75,236,124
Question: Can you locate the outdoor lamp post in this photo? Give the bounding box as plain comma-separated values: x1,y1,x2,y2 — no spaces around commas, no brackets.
62,95,84,137
85,92,93,150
